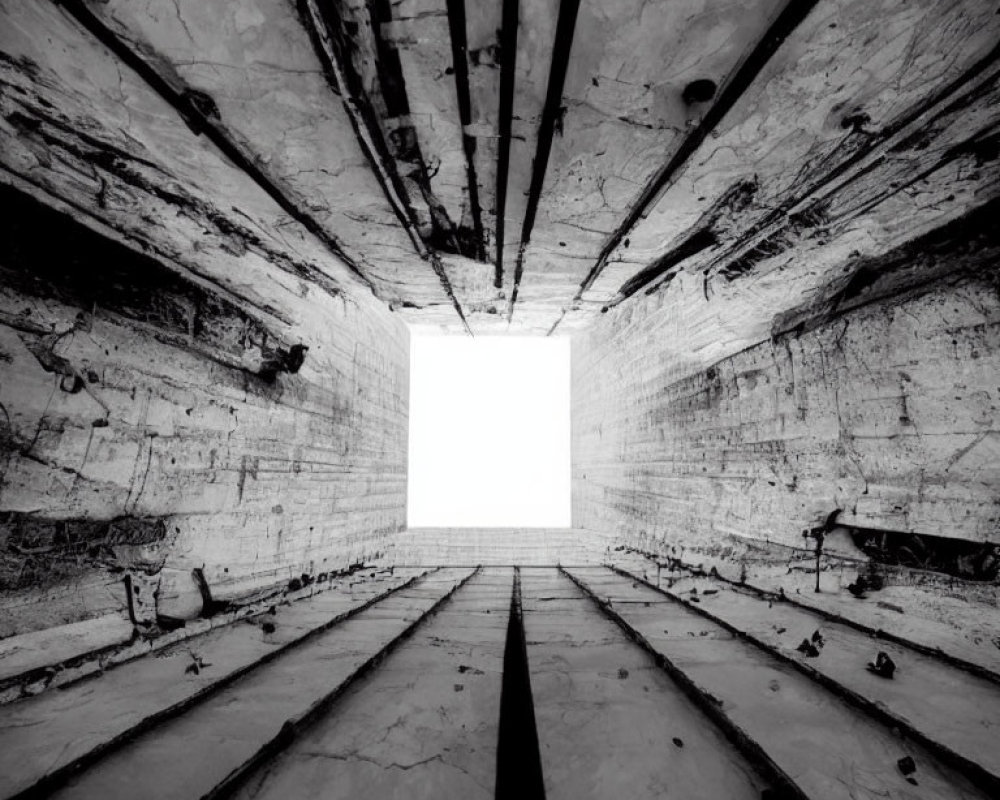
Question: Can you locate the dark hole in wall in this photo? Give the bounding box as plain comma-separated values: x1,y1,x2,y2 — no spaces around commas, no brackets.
495,569,546,800
682,78,717,105
425,217,483,260
851,527,999,582
0,512,168,592
0,184,304,381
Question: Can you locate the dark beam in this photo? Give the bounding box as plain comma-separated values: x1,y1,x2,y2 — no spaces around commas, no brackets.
445,0,487,262
607,229,718,309
493,0,519,290
356,0,475,260
506,0,581,322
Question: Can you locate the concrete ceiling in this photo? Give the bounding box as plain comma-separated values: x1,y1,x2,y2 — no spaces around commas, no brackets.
2,0,999,348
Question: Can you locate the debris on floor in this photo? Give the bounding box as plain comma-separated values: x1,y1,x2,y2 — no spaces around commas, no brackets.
868,651,897,679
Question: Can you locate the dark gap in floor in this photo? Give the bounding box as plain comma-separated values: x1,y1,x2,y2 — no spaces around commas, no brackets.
495,567,546,800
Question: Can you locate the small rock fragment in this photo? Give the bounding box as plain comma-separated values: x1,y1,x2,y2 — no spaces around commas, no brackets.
796,639,821,658
618,668,629,679
868,651,896,679
897,755,916,776
672,737,684,748
184,654,211,675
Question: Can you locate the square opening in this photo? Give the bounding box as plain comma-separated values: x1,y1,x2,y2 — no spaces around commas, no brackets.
407,335,571,528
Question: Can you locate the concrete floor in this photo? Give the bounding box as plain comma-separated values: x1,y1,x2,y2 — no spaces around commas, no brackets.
1,565,997,799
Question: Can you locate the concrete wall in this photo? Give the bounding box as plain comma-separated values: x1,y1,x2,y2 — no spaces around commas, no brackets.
392,529,610,566
0,236,409,638
571,271,1000,556
0,0,414,639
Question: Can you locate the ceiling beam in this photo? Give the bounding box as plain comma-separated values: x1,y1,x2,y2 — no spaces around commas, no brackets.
622,41,1000,314
297,0,426,258
493,0,519,292
445,0,487,263
547,0,821,334
506,0,581,323
299,0,472,334
51,0,380,303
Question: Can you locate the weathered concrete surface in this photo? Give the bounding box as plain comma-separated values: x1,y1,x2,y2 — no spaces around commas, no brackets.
0,265,409,634
0,1,414,637
567,567,993,800
607,564,1000,783
73,0,462,325
573,269,1000,550
509,0,786,328
0,0,413,636
229,568,510,800
0,245,410,628
521,569,768,799
1,2,364,321
0,565,408,705
1,5,999,766
524,0,1000,335
0,568,434,799
608,544,1000,679
2,0,999,338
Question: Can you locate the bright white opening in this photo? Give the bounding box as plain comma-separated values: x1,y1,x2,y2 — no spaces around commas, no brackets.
407,335,571,528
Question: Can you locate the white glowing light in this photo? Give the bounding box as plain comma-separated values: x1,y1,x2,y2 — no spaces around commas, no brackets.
407,334,571,528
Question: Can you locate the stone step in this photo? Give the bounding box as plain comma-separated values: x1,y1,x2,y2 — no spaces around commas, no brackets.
521,568,770,799
609,548,1000,679
609,563,1000,791
0,568,434,799
226,567,512,800
565,566,994,800
0,567,408,706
